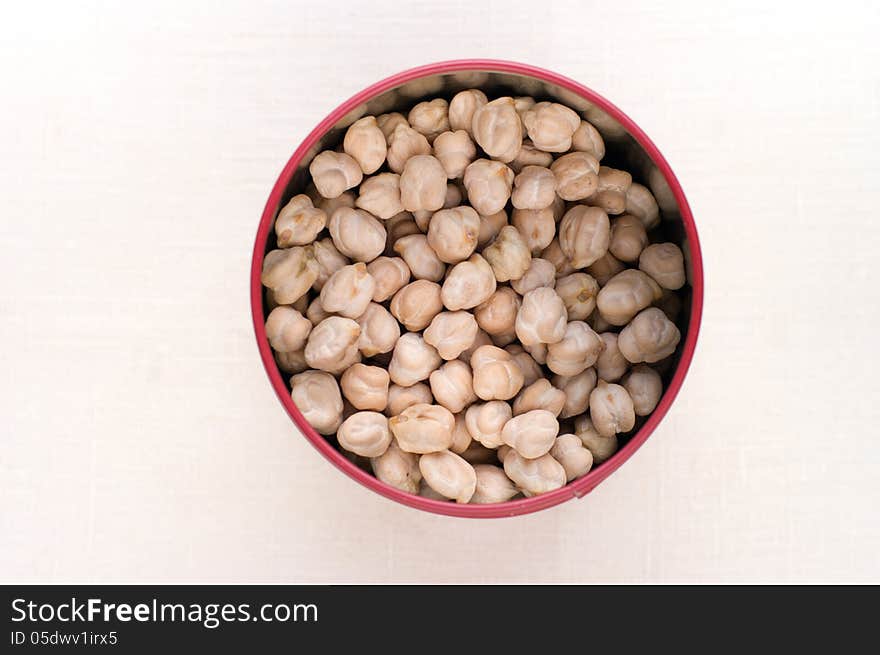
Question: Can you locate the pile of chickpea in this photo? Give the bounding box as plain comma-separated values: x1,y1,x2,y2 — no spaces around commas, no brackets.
261,89,686,504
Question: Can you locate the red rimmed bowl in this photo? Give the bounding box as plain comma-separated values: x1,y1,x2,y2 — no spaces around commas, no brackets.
250,59,703,518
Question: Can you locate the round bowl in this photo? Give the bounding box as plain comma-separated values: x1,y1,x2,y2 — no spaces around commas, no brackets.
250,59,703,518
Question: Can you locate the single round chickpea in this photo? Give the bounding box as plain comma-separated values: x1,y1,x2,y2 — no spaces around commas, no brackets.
509,259,554,298
376,112,408,142
265,306,312,353
550,434,594,482
513,378,567,417
464,400,512,448
426,206,480,264
589,166,632,215
639,243,686,290
448,89,488,135
392,234,446,282
558,205,611,268
261,246,319,305
275,348,308,374
513,95,536,117
522,101,581,152
474,287,520,336
571,120,605,160
424,311,479,360
355,302,400,357
312,238,349,292
470,345,525,401
451,411,472,454
490,328,517,348
440,253,497,311
482,225,531,282
622,364,663,416
609,214,649,263
551,152,600,201
386,123,431,174
366,256,410,302
586,251,626,286
546,321,604,376
555,272,600,321
596,332,629,382
319,262,376,319
340,363,390,411
400,155,447,213
503,451,567,496
470,464,519,503
509,139,554,174
554,367,598,419
355,172,404,220
515,287,568,346
343,116,387,174
313,188,356,217
389,403,455,454
463,159,514,216
306,296,332,324
429,360,477,414
390,280,442,331
370,439,421,494
309,150,363,199
541,238,576,278
304,316,361,374
471,97,522,162
511,166,557,210
412,209,432,232
457,328,492,363
626,182,661,230
275,194,326,247
337,411,392,458
388,333,442,387
419,450,477,503
574,415,619,463
384,212,420,256
433,130,476,179
408,98,449,142
290,370,343,435
386,382,433,417
511,207,555,254
328,207,386,263
618,307,681,363
505,344,542,387
596,269,662,326
589,379,636,437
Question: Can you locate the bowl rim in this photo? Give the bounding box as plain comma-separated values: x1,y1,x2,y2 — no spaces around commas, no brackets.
250,59,704,518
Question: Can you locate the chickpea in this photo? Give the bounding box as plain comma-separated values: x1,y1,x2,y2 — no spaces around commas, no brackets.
509,139,554,174
541,238,576,278
524,341,547,365
555,272,599,321
400,155,447,213
470,345,525,401
469,465,518,504
511,206,555,254
554,367,598,419
597,333,629,382
290,292,309,314
505,344,543,387
490,328,517,348
355,172,404,220
521,101,580,152
314,189,356,217
482,225,531,282
275,194,327,247
328,207,386,263
458,328,492,364
587,308,613,334
626,182,661,230
304,316,361,374
370,439,421,494
550,434,594,482
451,411,472,454
510,259,554,297
589,166,632,215
289,370,344,435
574,415,618,463
390,280,442,331
376,112,408,142
571,120,605,160
618,307,681,363
392,234,446,282
464,400,512,448
429,360,477,413
261,246,319,305
408,98,449,142
496,444,513,463
622,364,663,416
419,450,477,503
513,378,566,417
471,97,523,162
596,269,662,326
558,205,611,268
319,262,376,319
342,116,387,175
355,302,400,357
366,256,410,302
609,214,648,263
412,209,433,232
306,296,332,324
448,89,488,135
503,451,566,496
309,150,363,199
386,382,433,417
546,321,604,376
337,411,392,458
386,124,431,174
515,287,567,346
265,306,312,353
424,311,479,360
589,379,636,437
389,403,455,454
311,238,349,292
388,333,442,387
433,130,476,179
511,165,557,210
441,253,497,311
340,363,390,411
513,95,536,117
275,348,308,374
639,243,686,290
474,287,520,336
586,251,626,286
551,152,600,201
460,440,499,466
462,159,514,216
384,212,420,256
426,206,480,264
